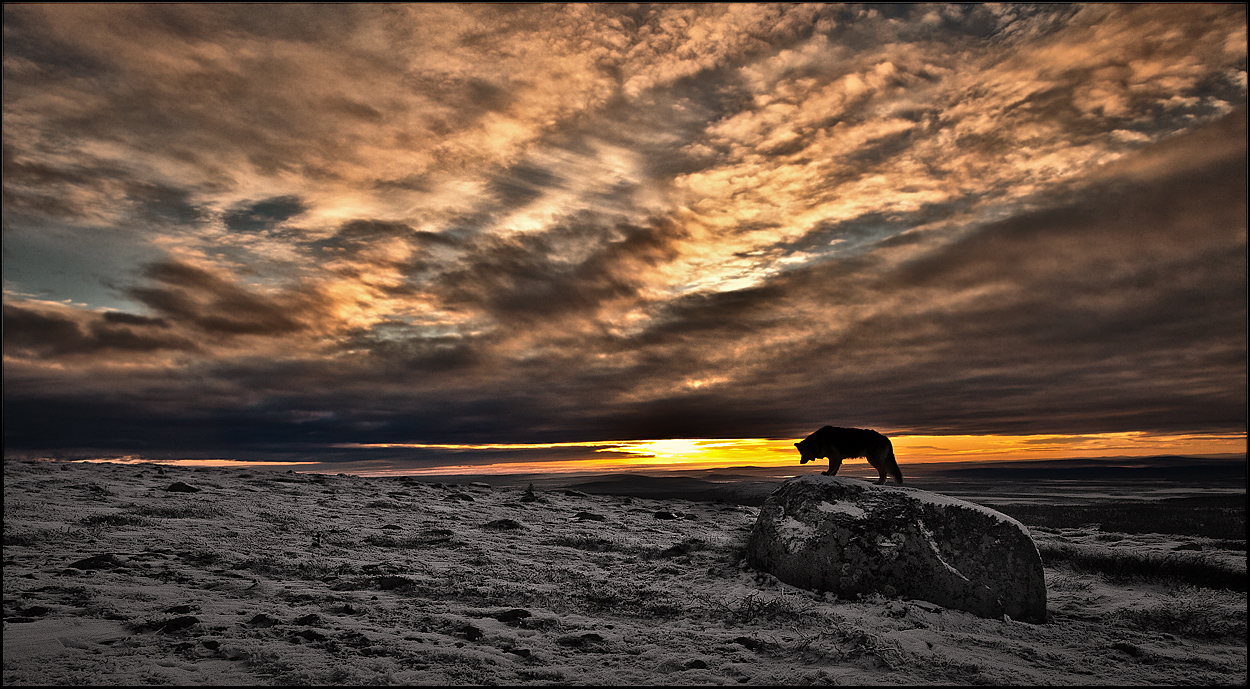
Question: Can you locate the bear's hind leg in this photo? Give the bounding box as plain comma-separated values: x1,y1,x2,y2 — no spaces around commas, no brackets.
868,453,888,484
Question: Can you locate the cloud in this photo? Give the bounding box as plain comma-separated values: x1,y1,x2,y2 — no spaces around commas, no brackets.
433,217,686,329
3,301,195,358
626,112,1248,437
224,196,306,233
2,5,1245,455
126,260,323,337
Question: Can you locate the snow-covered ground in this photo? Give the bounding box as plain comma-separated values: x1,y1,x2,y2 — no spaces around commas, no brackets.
3,459,1245,685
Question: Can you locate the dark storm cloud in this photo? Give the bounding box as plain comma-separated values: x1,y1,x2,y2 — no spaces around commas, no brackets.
224,196,306,233
1,149,204,226
7,115,1246,449
324,220,427,245
3,4,417,209
127,261,320,337
435,218,685,325
313,219,458,258
335,327,481,375
305,219,460,295
2,169,203,242
609,117,1248,438
3,4,1245,457
1,150,106,220
778,205,960,259
0,6,108,81
488,162,564,208
2,302,196,358
127,182,205,225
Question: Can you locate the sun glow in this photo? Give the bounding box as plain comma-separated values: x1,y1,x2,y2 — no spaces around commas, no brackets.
608,438,796,467
327,431,1245,476
89,432,1244,477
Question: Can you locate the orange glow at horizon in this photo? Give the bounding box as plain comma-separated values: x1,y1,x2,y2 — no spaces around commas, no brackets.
329,431,1246,476
889,432,1247,462
61,433,1245,477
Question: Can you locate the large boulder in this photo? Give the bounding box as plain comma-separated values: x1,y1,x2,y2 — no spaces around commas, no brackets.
746,475,1046,622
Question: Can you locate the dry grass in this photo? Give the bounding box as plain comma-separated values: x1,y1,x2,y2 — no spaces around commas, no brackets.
1037,541,1246,592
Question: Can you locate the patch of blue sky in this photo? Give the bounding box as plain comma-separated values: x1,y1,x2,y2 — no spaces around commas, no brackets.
2,216,162,312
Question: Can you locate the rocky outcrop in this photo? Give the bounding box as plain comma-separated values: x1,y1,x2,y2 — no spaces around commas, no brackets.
746,475,1046,622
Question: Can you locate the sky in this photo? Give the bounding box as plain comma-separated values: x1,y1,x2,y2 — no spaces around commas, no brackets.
3,4,1247,473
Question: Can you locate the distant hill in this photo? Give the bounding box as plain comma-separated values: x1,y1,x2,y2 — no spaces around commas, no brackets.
408,454,1246,505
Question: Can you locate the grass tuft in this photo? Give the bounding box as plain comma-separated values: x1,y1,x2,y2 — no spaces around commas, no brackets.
1039,541,1246,591
1113,585,1247,640
696,591,817,625
129,503,224,519
4,526,89,546
78,513,151,528
550,534,629,552
362,529,455,548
